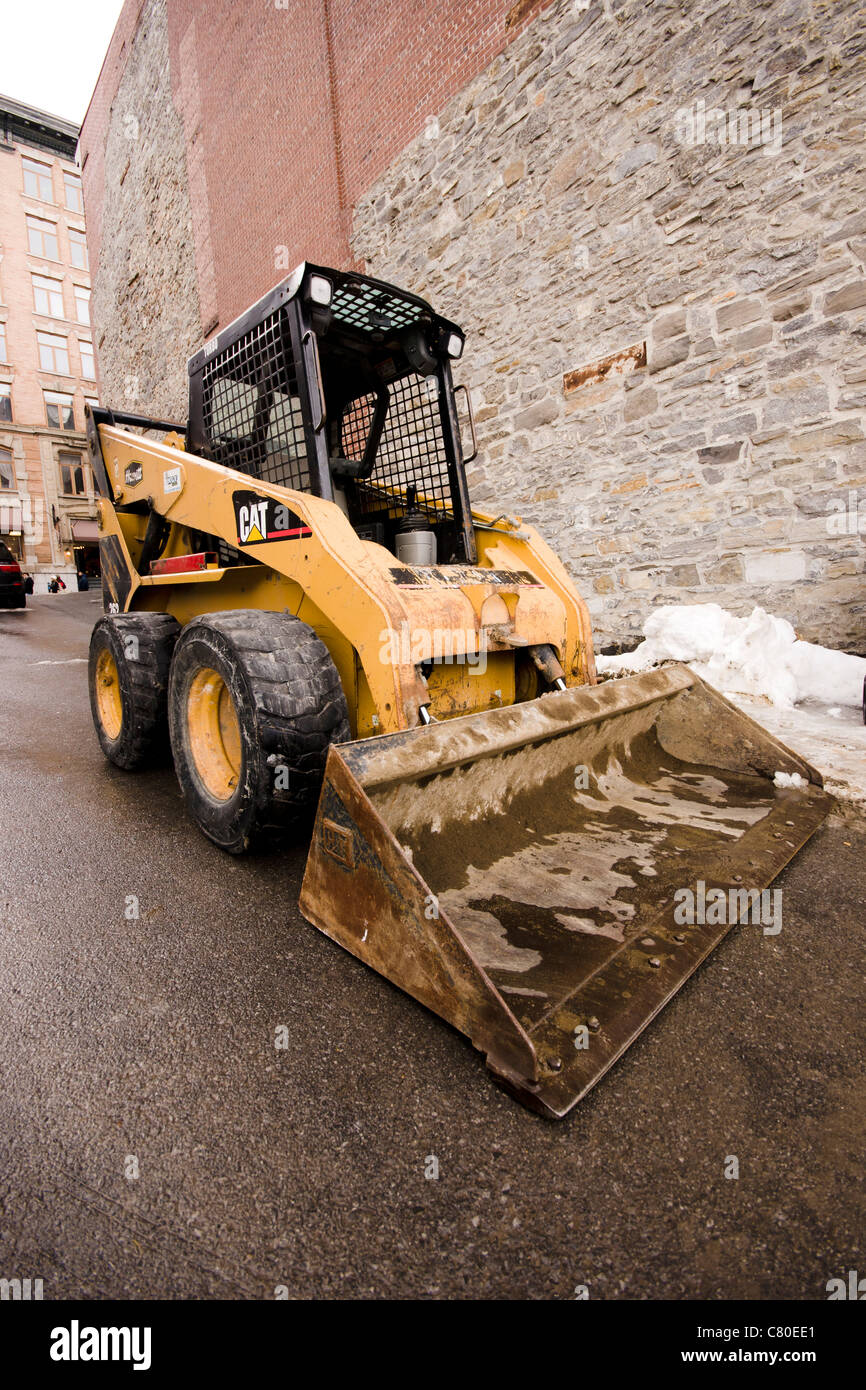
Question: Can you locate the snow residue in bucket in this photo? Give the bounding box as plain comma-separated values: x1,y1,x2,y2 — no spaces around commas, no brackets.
773,770,808,789
597,604,866,709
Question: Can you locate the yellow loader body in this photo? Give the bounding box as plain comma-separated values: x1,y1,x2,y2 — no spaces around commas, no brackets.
86,262,830,1116
96,423,595,738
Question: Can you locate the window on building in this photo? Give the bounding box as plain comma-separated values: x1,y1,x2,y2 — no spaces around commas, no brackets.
58,450,87,496
0,322,7,363
23,156,53,201
84,395,99,414
26,215,59,260
68,229,88,270
44,390,74,430
37,330,69,374
64,171,83,213
0,384,12,423
74,285,90,324
0,446,15,490
32,273,65,318
1,534,23,560
79,340,95,379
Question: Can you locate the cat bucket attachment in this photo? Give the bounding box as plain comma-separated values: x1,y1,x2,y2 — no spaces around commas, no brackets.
299,666,831,1117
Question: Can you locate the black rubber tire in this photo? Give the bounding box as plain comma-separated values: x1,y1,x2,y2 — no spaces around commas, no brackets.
167,610,350,853
89,612,181,769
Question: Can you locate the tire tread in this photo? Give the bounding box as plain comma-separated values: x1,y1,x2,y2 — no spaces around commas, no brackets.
89,612,180,769
169,610,350,849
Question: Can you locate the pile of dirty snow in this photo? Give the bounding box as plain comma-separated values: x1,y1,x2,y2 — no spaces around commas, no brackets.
596,605,866,710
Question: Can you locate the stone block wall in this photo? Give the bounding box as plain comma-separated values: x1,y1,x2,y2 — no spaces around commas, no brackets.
351,0,866,648
84,0,202,420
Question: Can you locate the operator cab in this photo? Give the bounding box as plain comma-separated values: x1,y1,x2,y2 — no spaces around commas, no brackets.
186,263,477,565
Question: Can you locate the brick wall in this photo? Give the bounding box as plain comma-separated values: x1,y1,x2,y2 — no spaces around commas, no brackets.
81,0,545,341
163,0,554,329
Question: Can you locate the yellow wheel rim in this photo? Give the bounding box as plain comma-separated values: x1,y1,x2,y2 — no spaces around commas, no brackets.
186,667,242,802
95,647,123,741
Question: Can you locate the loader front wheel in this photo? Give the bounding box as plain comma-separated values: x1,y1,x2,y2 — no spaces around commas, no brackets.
168,610,350,853
89,612,181,769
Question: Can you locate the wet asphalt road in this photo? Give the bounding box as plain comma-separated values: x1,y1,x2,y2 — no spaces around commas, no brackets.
0,592,863,1301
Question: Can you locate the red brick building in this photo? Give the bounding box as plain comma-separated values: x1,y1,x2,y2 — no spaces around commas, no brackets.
1,96,100,591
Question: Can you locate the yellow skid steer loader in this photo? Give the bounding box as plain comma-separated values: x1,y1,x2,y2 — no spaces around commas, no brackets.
86,263,830,1116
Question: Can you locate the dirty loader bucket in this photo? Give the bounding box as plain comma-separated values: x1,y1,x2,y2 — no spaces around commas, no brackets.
300,666,831,1117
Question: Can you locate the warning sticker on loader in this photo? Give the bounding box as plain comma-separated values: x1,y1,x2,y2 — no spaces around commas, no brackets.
233,489,313,546
389,565,542,588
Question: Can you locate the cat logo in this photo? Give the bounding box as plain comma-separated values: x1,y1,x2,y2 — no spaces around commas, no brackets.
233,489,313,547
238,500,267,544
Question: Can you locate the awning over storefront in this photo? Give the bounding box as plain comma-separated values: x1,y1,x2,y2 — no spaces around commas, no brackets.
70,519,100,542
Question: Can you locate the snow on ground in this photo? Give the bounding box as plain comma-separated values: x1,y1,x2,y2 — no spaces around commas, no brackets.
597,605,866,806
730,695,866,808
597,604,865,708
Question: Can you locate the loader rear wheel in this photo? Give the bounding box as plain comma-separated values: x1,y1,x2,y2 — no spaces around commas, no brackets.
167,610,350,853
88,612,181,769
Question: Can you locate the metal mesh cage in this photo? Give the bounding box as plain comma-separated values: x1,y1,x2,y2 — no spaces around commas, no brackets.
331,281,421,335
340,394,377,465
200,309,310,492
343,374,451,520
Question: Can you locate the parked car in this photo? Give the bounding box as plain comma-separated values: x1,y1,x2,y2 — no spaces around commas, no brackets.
0,541,26,608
